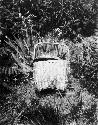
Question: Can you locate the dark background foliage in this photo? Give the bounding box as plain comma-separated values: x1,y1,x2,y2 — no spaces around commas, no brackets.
0,0,96,40
0,0,98,97
0,1,98,124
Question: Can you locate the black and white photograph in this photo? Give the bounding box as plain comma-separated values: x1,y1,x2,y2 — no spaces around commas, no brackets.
0,0,98,124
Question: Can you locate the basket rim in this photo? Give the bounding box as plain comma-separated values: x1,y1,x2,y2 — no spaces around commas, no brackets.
34,56,61,60
33,42,69,60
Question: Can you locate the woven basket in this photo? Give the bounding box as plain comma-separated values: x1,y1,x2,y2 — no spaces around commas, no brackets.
33,42,70,91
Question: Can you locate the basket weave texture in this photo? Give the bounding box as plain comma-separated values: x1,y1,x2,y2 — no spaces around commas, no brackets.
33,59,69,90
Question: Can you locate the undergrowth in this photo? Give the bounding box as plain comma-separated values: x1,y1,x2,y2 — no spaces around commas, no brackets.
0,34,98,124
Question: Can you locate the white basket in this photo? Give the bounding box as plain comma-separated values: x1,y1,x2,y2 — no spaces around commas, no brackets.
33,42,70,90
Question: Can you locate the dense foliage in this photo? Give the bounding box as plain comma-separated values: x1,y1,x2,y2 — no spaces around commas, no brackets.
0,0,96,86
0,0,96,41
0,0,98,125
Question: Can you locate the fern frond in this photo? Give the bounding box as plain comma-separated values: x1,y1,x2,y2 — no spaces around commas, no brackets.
11,53,22,67
14,37,26,54
0,65,19,75
3,35,37,75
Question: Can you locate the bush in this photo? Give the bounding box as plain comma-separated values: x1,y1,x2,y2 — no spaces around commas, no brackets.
70,35,98,97
0,0,98,124
0,0,96,40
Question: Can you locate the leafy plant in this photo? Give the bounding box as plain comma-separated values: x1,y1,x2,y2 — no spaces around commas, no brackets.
0,0,96,40
70,35,98,97
0,0,98,125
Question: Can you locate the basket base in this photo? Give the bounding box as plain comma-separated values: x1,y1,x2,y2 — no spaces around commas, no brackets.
33,59,69,91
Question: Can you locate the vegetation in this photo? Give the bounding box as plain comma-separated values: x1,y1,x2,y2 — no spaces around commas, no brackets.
0,0,98,125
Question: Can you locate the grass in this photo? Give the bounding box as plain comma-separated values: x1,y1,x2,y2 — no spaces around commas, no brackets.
0,34,98,124
0,76,97,125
